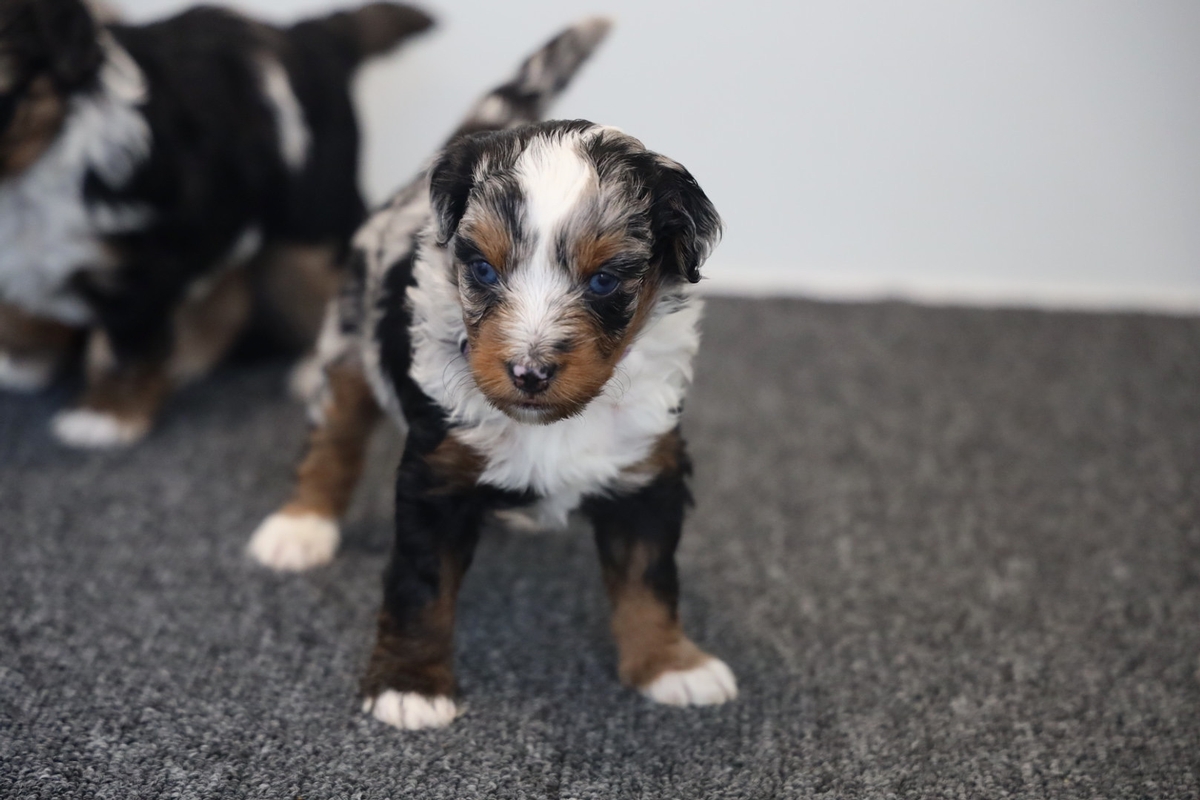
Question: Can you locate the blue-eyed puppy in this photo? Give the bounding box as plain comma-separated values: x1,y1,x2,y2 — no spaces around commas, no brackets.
249,18,736,730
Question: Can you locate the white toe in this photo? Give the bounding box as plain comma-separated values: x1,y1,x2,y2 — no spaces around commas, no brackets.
493,508,551,533
286,354,323,403
0,353,56,392
52,409,146,448
364,691,458,730
248,512,339,571
641,657,738,707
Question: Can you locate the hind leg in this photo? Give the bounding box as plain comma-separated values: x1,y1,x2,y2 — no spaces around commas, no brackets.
52,269,251,448
0,301,81,392
248,359,381,571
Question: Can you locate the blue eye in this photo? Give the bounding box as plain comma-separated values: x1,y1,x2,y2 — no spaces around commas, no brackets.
588,271,620,296
470,259,499,285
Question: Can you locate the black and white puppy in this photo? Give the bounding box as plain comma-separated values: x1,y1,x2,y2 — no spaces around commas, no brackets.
248,18,736,730
0,0,431,446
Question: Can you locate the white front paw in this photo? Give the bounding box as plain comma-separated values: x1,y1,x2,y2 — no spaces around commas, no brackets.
641,657,738,707
52,409,147,448
248,512,340,571
363,691,458,730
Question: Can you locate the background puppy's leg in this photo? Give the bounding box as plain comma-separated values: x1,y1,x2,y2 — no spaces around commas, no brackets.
248,242,341,354
53,268,252,448
361,437,492,731
248,361,380,571
0,301,80,392
52,330,172,448
167,267,252,387
583,435,738,707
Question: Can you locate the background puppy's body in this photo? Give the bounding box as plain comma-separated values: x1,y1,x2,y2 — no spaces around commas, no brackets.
253,19,737,730
0,0,432,445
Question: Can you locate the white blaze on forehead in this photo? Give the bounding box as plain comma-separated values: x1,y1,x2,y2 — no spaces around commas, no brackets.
515,136,594,233
502,137,595,357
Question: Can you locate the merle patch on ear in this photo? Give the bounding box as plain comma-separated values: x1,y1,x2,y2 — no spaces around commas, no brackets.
29,0,103,91
429,134,491,247
648,157,722,284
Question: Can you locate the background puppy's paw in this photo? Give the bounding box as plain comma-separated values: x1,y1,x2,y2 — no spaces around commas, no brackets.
52,409,147,448
248,512,339,571
492,508,553,534
641,657,738,707
363,691,458,730
0,353,57,393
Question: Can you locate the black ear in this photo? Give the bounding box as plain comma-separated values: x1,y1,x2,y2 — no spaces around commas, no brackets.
32,0,103,90
647,156,722,284
428,135,488,247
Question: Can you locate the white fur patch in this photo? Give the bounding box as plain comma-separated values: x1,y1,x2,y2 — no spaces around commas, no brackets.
287,351,325,406
492,507,561,534
52,408,147,448
0,352,57,392
515,136,593,234
247,512,340,571
257,56,310,172
363,691,458,730
0,36,152,324
641,657,738,707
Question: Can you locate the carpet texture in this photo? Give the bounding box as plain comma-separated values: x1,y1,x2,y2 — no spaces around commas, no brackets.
2,298,1198,799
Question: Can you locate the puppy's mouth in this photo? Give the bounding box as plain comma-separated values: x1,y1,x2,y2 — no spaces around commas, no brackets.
491,395,585,425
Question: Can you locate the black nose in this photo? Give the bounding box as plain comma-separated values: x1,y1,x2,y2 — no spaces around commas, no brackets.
507,361,557,395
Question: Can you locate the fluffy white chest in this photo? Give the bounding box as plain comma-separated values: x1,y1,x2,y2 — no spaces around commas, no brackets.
404,252,702,524
0,38,151,324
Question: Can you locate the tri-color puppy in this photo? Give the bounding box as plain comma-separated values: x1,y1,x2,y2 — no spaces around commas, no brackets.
0,0,431,447
249,18,736,730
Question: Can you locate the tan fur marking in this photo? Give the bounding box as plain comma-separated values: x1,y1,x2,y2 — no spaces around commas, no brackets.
605,545,707,688
425,433,486,491
571,230,627,278
250,242,340,349
0,76,66,178
169,268,252,385
361,555,463,698
621,428,681,481
280,361,381,520
0,300,80,361
461,212,512,270
77,348,171,434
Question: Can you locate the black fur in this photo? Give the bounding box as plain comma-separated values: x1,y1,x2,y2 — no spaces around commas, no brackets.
582,433,694,610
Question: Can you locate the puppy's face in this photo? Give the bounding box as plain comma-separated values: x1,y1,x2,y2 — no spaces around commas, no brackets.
430,121,721,424
0,0,103,178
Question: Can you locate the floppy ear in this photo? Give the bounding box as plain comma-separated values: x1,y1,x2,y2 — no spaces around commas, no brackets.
647,156,722,283
32,0,103,90
428,135,489,247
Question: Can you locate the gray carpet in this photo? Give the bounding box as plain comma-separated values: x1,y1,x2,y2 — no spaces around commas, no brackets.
2,297,1198,799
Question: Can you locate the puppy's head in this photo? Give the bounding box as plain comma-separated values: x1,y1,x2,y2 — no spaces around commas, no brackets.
430,120,721,424
0,0,103,178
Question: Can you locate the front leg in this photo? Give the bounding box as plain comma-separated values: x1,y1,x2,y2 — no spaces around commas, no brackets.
51,329,172,448
51,269,180,448
0,301,80,392
361,433,500,730
583,434,738,707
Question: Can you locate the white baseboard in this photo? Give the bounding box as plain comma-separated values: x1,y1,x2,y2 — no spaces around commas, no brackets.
697,269,1200,316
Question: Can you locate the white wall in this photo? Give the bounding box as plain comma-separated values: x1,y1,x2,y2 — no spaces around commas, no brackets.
121,0,1200,312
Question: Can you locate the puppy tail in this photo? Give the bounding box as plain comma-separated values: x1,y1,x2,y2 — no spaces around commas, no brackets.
450,17,613,139
302,2,434,66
